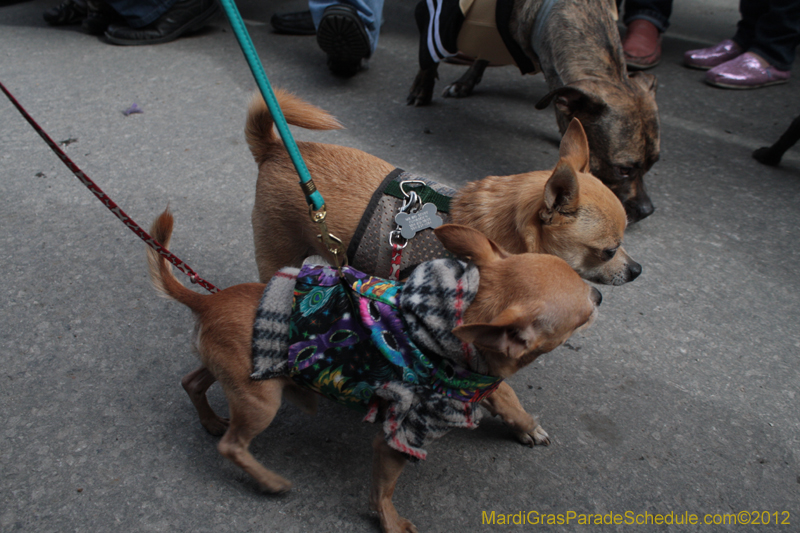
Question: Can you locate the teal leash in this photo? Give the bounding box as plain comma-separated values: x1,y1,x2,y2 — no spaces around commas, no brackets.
218,0,347,268
218,0,324,211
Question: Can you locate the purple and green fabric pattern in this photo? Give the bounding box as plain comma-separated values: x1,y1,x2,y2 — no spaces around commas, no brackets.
286,264,501,409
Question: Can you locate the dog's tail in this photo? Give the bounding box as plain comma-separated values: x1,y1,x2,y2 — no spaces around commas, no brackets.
245,89,343,164
147,208,207,313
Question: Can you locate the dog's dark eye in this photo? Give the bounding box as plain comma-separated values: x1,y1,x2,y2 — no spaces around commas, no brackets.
601,247,618,261
615,166,634,179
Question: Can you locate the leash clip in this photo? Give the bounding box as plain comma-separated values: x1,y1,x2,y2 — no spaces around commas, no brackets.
400,189,422,214
388,229,409,249
309,204,348,272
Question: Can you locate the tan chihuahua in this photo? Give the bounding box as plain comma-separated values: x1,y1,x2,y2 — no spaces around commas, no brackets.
247,90,641,286
148,211,600,533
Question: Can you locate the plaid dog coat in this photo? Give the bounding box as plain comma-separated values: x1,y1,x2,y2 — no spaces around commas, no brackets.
251,258,502,460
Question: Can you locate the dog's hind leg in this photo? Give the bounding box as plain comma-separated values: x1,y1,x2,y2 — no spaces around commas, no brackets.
481,382,550,446
442,59,489,98
182,366,229,436
753,114,800,166
369,434,417,533
217,379,292,493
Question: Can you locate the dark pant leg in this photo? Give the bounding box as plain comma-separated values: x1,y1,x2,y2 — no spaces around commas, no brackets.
622,0,673,32
746,0,800,70
106,0,178,27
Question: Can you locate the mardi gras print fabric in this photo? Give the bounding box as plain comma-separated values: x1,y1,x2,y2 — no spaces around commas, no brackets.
251,261,502,459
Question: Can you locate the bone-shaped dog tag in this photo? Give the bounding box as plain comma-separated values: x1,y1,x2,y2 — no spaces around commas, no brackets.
394,203,443,240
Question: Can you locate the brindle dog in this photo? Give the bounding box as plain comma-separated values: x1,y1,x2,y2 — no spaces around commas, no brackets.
407,0,660,223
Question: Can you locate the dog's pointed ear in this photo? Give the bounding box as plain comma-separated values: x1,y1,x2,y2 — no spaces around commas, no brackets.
541,162,580,224
535,85,607,119
558,118,591,173
452,306,540,359
434,224,510,266
628,71,658,95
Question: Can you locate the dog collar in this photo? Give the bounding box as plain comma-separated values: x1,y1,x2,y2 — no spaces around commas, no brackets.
531,0,559,58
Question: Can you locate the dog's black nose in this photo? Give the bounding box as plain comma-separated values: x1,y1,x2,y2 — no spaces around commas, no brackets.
627,261,642,281
625,197,655,223
591,287,602,307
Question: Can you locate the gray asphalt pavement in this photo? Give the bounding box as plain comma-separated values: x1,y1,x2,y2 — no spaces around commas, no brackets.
2,0,799,531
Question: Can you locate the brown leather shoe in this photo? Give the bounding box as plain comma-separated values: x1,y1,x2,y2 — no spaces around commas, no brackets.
623,19,661,70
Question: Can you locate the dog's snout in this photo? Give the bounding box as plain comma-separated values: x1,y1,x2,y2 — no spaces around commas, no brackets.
638,201,655,220
625,198,655,223
591,287,602,307
627,260,642,281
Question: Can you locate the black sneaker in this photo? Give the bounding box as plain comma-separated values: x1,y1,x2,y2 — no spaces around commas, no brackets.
104,0,220,45
43,0,88,26
316,4,370,77
270,10,315,35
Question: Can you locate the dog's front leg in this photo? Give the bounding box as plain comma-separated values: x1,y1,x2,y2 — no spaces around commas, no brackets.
182,366,229,436
407,65,439,107
753,114,800,166
370,434,417,533
482,381,550,446
442,59,489,98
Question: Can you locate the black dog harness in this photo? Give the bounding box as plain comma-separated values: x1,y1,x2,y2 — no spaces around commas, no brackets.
347,169,457,280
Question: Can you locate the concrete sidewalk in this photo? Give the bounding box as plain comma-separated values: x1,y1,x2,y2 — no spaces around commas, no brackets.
2,0,798,531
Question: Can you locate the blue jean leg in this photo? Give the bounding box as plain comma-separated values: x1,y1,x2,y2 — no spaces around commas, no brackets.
309,0,383,53
106,0,178,28
734,0,800,71
622,0,673,32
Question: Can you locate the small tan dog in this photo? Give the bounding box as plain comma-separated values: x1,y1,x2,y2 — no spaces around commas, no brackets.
148,211,599,533
247,91,641,286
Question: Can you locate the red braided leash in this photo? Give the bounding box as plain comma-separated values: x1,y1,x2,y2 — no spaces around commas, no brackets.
1,81,219,294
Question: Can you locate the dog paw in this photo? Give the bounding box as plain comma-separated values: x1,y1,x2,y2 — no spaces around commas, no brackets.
407,70,436,106
516,425,550,447
259,475,292,494
752,146,782,166
375,500,419,533
442,82,474,99
400,519,419,533
383,518,419,533
201,416,230,436
407,90,432,107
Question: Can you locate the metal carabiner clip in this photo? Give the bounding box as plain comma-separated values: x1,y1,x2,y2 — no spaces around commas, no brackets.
388,229,409,249
399,190,421,214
